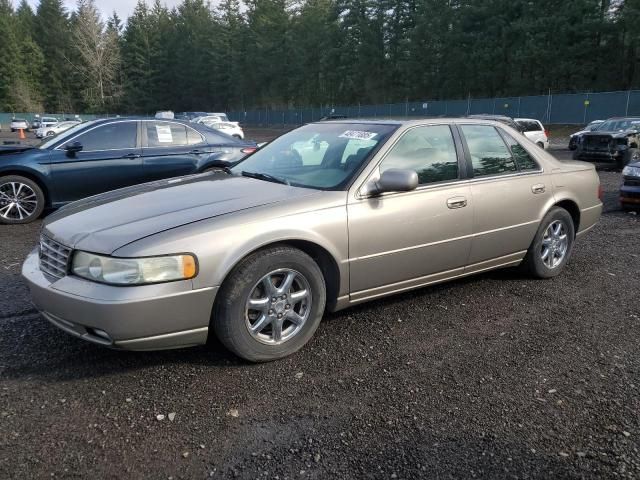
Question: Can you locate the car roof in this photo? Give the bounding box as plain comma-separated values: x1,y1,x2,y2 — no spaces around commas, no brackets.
311,117,521,128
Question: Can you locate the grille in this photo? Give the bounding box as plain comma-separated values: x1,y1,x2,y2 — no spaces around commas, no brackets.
624,179,640,187
584,135,612,150
39,235,72,280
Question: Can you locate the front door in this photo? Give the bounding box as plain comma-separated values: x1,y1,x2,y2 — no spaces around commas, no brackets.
348,124,474,302
50,120,143,203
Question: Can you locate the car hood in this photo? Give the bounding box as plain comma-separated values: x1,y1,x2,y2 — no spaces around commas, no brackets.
0,145,35,155
43,172,319,254
582,130,635,138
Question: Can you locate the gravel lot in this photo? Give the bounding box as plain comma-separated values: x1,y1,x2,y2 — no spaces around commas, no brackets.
0,129,639,479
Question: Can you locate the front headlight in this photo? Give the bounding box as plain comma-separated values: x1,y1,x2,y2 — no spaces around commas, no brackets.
72,251,197,285
622,165,640,177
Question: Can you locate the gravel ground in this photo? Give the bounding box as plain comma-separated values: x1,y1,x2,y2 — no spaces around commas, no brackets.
0,136,639,479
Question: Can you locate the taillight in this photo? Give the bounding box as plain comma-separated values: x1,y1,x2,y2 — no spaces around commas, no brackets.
545,129,550,138
241,147,257,155
598,184,603,200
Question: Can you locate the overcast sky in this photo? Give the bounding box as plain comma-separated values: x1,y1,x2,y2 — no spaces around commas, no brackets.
15,0,187,20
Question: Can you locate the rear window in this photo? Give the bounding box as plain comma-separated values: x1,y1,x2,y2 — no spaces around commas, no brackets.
516,120,542,132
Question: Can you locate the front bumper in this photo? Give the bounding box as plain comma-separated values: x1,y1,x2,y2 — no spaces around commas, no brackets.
21,248,217,351
620,182,640,206
574,149,621,162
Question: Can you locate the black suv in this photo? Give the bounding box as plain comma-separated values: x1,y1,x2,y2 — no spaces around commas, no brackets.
573,117,640,168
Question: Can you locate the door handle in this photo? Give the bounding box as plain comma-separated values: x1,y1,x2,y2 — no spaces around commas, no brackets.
447,196,468,209
531,184,546,194
122,153,141,159
190,149,206,155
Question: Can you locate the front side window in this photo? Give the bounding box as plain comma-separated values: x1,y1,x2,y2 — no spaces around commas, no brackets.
380,125,459,184
68,122,137,151
232,123,398,189
146,122,189,147
461,125,517,177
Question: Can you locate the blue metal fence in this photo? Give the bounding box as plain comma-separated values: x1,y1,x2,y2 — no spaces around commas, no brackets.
227,90,640,127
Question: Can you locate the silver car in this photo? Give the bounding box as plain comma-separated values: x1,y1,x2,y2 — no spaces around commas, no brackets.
22,119,603,362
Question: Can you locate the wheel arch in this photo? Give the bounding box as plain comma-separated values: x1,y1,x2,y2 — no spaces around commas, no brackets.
215,239,343,313
0,168,51,207
552,198,581,233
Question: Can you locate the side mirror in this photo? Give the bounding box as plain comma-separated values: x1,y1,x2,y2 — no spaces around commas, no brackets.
373,168,419,195
65,141,83,154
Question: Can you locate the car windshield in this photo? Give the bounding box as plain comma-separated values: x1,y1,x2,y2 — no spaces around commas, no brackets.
598,119,640,132
231,123,397,190
38,120,95,149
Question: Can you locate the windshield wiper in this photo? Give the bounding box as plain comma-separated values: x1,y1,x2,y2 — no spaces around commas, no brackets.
241,171,290,185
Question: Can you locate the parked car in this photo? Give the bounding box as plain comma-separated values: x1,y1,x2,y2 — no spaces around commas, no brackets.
515,118,549,149
466,114,524,133
568,120,604,150
176,112,211,121
620,162,640,209
20,118,602,362
0,117,257,224
573,117,640,168
10,118,29,132
31,116,58,130
36,120,81,139
195,115,245,139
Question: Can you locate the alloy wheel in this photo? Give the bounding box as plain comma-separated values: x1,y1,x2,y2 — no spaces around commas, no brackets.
245,269,312,345
540,220,568,269
0,182,38,221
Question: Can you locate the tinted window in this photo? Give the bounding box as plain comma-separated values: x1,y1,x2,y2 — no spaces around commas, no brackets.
187,127,204,145
146,122,188,147
517,120,542,132
71,122,137,151
501,131,539,171
461,125,517,177
380,125,458,184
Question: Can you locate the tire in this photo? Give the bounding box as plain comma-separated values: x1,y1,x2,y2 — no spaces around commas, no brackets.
0,175,46,224
212,245,326,362
536,141,545,149
232,134,242,139
520,207,575,279
46,131,55,137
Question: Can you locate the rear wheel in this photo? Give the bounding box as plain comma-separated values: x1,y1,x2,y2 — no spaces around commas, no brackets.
212,245,326,362
536,141,545,149
0,175,45,224
521,207,575,279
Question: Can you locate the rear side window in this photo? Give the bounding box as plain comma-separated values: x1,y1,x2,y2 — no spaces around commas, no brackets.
461,125,517,177
146,122,188,147
501,131,540,171
517,120,542,132
187,127,204,145
380,125,459,184
72,122,137,151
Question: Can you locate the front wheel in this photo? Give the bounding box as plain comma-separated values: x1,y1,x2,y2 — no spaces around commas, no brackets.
0,175,46,224
212,245,326,362
46,131,55,137
520,207,575,279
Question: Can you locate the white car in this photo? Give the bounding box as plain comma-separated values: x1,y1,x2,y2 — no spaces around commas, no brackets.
195,115,244,139
36,121,81,138
31,116,58,130
10,118,29,132
515,118,549,149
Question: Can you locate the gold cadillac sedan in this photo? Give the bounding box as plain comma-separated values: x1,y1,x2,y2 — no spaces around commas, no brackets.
22,119,602,362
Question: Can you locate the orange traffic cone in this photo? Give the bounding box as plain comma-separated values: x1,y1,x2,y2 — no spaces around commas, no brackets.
18,128,25,140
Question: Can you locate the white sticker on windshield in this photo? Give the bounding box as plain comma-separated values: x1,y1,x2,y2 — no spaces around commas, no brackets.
339,130,377,140
156,125,173,143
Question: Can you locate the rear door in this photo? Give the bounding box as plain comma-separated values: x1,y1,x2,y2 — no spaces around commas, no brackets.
458,124,552,269
141,121,209,181
50,120,143,203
